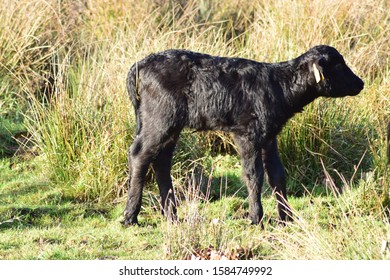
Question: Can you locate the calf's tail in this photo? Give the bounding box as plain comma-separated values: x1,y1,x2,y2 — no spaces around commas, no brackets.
126,63,142,136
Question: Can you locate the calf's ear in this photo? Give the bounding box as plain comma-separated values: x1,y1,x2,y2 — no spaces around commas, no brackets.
312,63,323,83
312,57,326,83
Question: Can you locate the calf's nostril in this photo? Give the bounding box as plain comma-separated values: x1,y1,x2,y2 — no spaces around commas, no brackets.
360,80,364,89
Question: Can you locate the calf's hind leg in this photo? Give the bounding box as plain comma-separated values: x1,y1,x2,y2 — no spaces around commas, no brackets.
124,133,166,226
152,137,179,221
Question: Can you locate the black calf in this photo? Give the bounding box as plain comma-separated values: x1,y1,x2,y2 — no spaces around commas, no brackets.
124,45,364,226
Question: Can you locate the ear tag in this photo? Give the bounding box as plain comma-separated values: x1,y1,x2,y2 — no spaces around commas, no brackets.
313,63,322,83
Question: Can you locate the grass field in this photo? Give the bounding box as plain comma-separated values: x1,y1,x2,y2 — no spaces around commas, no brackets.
0,0,389,260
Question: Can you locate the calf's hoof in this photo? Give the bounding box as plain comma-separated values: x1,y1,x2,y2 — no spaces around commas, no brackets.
122,211,139,227
122,219,139,227
249,215,264,229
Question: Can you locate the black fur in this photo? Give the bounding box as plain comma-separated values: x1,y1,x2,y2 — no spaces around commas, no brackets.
124,45,364,226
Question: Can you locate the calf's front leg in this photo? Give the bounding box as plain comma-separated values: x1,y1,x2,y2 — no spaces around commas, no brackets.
234,134,264,225
262,139,292,223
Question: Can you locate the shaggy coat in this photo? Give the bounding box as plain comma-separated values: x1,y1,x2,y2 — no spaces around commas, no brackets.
124,45,364,226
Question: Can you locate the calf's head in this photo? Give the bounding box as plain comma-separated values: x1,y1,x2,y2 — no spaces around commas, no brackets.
309,46,364,97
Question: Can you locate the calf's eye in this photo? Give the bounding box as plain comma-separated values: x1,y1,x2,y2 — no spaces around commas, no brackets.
335,64,344,71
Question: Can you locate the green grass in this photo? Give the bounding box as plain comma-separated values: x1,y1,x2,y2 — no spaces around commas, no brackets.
0,0,389,260
0,157,164,259
1,156,389,260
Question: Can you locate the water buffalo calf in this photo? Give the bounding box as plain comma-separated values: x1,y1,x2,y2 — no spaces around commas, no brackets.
123,45,364,226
